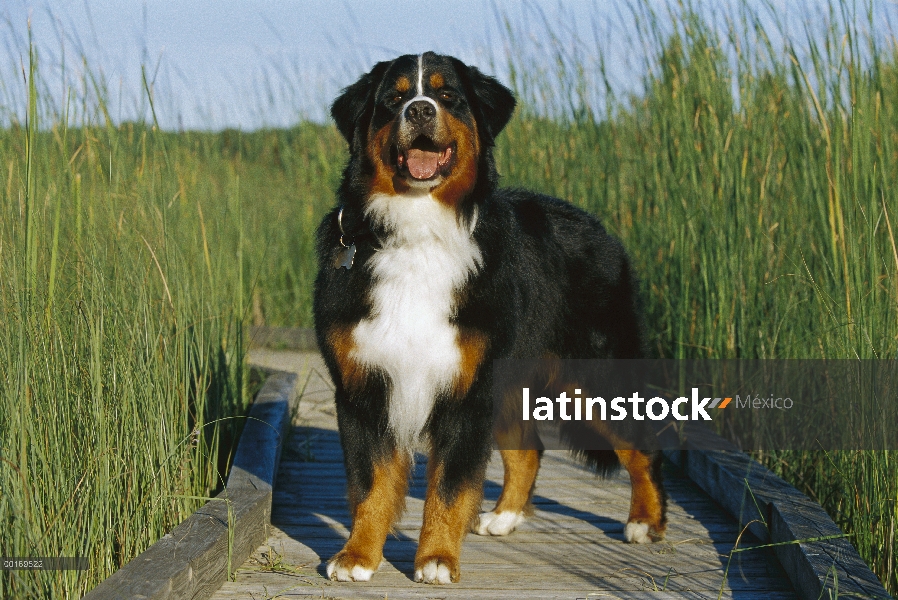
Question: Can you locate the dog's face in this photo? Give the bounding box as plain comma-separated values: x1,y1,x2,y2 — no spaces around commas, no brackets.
332,52,516,206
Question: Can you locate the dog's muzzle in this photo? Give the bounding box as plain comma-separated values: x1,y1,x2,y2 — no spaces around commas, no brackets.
396,100,454,181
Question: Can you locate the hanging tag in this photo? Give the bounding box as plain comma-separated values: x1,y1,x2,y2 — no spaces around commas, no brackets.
334,243,356,270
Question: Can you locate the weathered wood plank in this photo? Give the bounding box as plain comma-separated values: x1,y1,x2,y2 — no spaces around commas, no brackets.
269,507,755,530
272,485,737,506
212,584,799,600
244,534,788,577
222,566,794,591
270,517,754,541
665,422,892,599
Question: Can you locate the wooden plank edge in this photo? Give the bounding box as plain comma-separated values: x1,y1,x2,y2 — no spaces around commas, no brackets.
83,369,298,600
248,325,317,351
663,423,892,600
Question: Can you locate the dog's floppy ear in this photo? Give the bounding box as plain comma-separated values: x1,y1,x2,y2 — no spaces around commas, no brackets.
452,58,516,144
331,61,390,143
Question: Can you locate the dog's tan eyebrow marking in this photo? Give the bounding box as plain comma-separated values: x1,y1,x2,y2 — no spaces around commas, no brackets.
395,76,410,93
429,72,444,89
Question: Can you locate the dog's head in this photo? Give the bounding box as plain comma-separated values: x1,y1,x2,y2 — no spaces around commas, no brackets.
332,52,515,206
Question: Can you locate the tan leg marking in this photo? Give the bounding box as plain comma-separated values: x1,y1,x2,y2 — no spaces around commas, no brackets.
327,451,410,581
415,463,482,584
615,448,666,543
494,449,540,514
475,420,541,536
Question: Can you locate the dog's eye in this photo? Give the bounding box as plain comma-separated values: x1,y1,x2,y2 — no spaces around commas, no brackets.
439,91,455,102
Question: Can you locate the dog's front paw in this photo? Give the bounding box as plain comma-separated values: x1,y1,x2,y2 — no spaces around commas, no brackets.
624,520,664,543
413,556,459,584
326,550,380,581
472,510,524,536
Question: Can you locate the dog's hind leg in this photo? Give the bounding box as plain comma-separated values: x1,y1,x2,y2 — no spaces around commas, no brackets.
614,448,667,543
472,448,541,536
473,422,543,536
327,449,410,582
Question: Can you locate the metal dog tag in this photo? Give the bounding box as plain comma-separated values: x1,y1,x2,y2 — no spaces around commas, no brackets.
334,243,356,270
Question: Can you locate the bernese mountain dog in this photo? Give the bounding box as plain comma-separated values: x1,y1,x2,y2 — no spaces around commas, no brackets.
313,51,667,585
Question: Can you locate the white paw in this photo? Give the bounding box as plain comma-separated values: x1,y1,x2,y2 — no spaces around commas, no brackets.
414,559,452,584
326,560,375,582
473,510,524,536
624,521,650,544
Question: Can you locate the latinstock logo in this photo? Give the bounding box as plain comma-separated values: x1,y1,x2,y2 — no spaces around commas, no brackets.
519,388,790,423
495,358,894,452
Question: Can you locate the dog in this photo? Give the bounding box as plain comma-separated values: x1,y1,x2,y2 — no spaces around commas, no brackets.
313,52,667,585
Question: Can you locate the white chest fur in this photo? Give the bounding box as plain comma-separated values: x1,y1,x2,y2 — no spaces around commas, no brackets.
351,193,481,451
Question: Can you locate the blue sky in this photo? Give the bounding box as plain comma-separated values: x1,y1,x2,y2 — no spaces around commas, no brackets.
3,0,550,128
1,1,894,130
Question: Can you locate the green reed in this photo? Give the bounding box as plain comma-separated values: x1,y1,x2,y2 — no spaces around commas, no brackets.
0,53,252,597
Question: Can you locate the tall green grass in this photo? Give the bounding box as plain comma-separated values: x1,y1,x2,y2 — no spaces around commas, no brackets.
0,52,261,596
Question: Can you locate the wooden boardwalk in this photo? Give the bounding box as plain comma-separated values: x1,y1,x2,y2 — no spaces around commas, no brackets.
212,350,796,599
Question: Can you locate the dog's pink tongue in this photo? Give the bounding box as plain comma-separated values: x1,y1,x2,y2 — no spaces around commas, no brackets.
406,148,440,179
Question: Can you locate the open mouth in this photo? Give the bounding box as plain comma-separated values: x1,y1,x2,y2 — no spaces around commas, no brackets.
396,136,455,181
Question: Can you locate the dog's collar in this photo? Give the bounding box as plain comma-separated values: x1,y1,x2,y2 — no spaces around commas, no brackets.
335,206,385,270
336,206,352,247
336,206,380,248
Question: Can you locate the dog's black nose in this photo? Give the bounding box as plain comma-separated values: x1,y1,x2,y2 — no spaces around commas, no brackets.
405,100,435,125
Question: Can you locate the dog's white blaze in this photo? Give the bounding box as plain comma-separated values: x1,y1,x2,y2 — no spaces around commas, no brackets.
417,53,424,95
399,54,439,137
351,192,481,452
